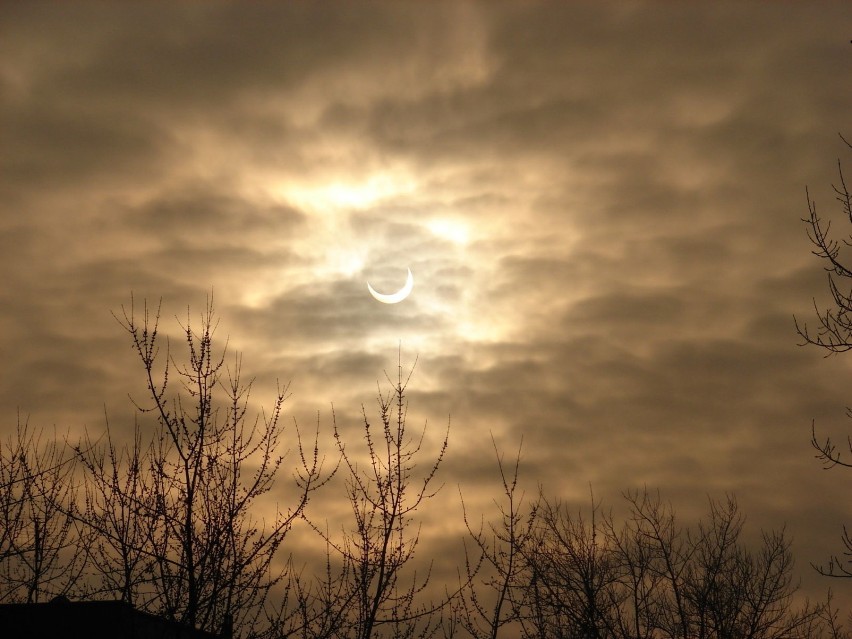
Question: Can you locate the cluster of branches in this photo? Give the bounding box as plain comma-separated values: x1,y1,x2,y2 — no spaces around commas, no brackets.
452,447,849,639
72,298,334,634
0,299,454,639
796,134,852,581
272,360,452,639
0,298,334,637
0,418,84,603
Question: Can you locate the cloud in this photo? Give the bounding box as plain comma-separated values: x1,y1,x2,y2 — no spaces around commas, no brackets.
1,1,851,608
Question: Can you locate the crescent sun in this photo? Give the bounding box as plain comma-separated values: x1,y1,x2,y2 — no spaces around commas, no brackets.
367,268,414,304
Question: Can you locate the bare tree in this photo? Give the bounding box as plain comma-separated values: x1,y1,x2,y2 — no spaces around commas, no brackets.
455,437,538,639
795,134,852,580
796,134,852,355
623,490,819,639
0,417,87,603
78,418,156,603
76,296,332,637
521,491,622,639
603,497,667,639
817,591,852,639
515,489,821,639
277,356,450,639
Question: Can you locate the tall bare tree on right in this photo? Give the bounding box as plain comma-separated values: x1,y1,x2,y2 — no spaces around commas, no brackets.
795,134,852,580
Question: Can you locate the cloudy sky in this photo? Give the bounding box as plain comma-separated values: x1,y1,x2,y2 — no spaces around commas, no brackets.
2,2,851,606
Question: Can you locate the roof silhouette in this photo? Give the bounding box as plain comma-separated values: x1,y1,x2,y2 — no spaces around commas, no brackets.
0,597,230,639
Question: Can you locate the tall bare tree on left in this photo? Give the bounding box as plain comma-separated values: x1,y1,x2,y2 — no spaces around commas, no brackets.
76,297,332,637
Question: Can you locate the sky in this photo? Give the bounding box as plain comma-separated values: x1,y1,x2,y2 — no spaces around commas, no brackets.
1,1,851,608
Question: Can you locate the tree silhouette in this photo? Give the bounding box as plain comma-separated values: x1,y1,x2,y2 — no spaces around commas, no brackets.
796,134,852,580
76,296,332,636
455,437,537,639
2,293,851,637
0,417,86,603
513,490,823,639
275,356,451,639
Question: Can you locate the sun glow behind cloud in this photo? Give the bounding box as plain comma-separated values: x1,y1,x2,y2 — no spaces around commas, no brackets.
242,170,424,308
249,160,560,353
278,172,418,213
279,171,490,349
427,218,470,246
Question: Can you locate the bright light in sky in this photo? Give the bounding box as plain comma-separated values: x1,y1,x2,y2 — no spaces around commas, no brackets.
428,219,470,246
281,172,417,211
334,250,366,277
261,169,419,284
